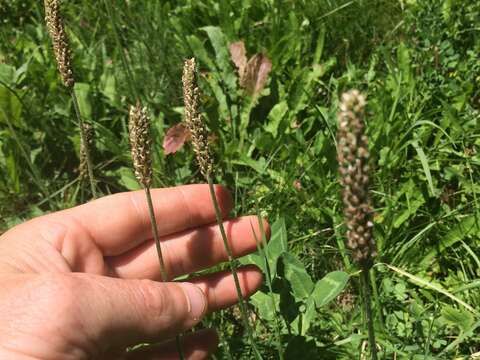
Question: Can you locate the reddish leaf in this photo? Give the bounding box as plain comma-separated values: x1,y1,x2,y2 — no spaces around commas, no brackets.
229,41,247,77
163,123,190,155
254,53,272,95
240,53,272,97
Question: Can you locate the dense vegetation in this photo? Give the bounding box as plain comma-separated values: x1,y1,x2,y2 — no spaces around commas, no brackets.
1,0,479,358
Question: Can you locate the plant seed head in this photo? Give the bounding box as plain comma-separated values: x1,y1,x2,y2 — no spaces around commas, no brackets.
128,103,153,188
79,121,94,180
337,90,377,268
44,0,75,88
182,58,213,179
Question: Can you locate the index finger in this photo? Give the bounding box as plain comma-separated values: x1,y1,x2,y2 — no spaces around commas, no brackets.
49,184,233,255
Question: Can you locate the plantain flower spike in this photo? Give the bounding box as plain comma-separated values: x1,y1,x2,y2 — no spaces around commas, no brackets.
337,90,377,269
79,121,94,179
182,58,213,179
129,103,153,188
44,0,75,88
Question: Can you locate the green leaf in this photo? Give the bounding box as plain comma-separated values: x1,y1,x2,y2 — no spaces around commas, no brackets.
0,63,16,84
114,167,141,191
441,305,474,333
186,35,216,70
411,139,436,197
282,252,314,301
250,291,280,321
99,69,118,106
241,217,287,279
265,101,288,138
421,216,478,266
312,271,349,308
266,217,288,277
74,83,92,121
0,86,23,128
201,26,236,92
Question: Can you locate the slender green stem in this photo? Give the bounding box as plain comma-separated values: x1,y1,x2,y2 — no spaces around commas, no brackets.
254,212,284,360
207,176,262,360
144,187,168,282
361,267,378,360
144,186,184,360
369,268,384,330
70,89,97,199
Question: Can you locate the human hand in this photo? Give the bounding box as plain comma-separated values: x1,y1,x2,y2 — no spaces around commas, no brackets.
0,185,268,359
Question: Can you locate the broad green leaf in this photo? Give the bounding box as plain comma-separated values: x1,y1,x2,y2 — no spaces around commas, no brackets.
265,101,288,138
99,69,118,106
74,83,92,121
241,217,287,279
201,26,236,92
250,291,280,322
0,86,23,128
231,156,266,174
267,217,288,278
282,252,314,300
0,63,16,84
115,167,141,191
290,296,317,336
186,35,216,70
312,271,349,308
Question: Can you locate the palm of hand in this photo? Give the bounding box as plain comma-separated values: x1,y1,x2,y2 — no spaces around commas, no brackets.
0,185,266,359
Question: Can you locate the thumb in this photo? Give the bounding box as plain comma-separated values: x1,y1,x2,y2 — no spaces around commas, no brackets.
77,275,207,349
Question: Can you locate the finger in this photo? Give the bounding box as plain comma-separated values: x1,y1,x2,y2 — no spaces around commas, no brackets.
73,274,208,349
121,329,218,360
47,184,232,256
190,265,263,312
109,216,270,280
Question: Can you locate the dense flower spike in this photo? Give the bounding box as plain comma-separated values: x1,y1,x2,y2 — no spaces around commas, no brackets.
337,90,377,268
128,103,153,188
182,58,213,179
79,122,94,179
44,0,75,88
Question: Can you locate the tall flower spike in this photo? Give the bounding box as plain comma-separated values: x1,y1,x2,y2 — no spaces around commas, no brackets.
44,0,75,88
129,103,153,188
79,121,94,179
182,58,213,179
337,90,377,269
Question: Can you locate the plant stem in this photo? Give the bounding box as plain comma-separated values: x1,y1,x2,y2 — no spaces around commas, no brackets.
70,89,97,199
144,186,184,360
207,176,262,360
361,267,378,360
255,212,284,360
144,186,167,282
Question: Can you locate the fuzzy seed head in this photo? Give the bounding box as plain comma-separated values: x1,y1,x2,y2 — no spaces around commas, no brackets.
129,103,153,188
337,90,376,268
44,0,74,88
182,58,213,179
79,121,94,179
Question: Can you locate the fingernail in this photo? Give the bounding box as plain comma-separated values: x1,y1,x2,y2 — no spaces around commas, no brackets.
179,283,207,320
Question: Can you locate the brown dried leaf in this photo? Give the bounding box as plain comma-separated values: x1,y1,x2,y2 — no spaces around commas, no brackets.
240,53,272,97
163,123,190,155
229,41,247,78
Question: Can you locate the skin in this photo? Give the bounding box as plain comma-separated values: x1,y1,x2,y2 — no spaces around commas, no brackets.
0,184,269,359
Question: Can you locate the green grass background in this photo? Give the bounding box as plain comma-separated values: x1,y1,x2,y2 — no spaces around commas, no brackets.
1,0,479,358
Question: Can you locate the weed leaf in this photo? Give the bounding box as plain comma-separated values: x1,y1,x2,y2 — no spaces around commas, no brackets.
312,271,349,308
